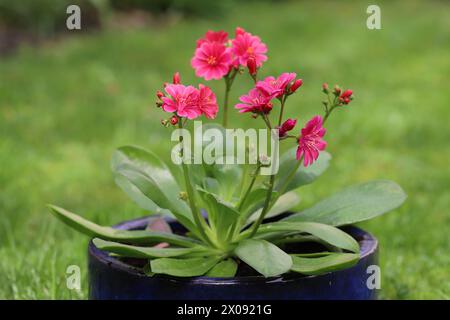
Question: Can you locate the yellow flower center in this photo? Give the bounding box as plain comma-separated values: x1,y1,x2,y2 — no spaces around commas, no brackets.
207,56,217,65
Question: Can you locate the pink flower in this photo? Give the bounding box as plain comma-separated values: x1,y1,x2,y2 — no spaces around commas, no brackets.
197,84,218,119
231,28,268,67
191,42,232,80
196,30,228,48
278,118,297,138
161,84,202,119
235,88,273,114
257,73,297,98
296,116,327,167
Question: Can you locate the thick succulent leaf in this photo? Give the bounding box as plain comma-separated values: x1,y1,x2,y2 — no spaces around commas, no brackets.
239,187,271,219
245,191,300,226
202,177,221,197
150,257,221,277
92,238,200,258
112,146,192,222
197,188,239,239
275,148,331,193
284,180,407,226
205,259,238,277
209,162,243,202
114,174,171,216
254,221,360,253
234,239,292,277
291,253,359,275
117,168,197,233
48,205,198,247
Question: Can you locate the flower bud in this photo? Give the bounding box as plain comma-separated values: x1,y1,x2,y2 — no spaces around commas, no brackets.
258,154,271,167
170,115,179,125
247,56,257,77
173,72,181,84
290,79,303,93
156,90,164,99
179,191,188,201
341,89,353,98
333,85,341,95
339,89,353,105
236,27,246,36
278,118,297,137
322,83,329,94
161,119,169,126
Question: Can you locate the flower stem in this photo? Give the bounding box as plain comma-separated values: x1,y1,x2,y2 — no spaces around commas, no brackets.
277,95,287,126
247,174,276,238
178,121,215,247
237,165,261,211
276,158,301,196
222,81,231,128
222,69,238,128
227,164,261,242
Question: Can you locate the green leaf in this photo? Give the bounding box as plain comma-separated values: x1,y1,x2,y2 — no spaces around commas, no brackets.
48,205,198,247
234,239,292,277
284,180,407,226
291,253,359,275
112,146,195,230
239,187,272,218
92,238,201,258
245,191,300,226
205,259,238,277
275,148,331,193
209,162,243,202
113,174,171,216
197,188,239,239
150,257,221,277
254,221,360,253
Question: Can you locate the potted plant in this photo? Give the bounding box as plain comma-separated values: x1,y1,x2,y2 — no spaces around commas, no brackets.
48,28,406,300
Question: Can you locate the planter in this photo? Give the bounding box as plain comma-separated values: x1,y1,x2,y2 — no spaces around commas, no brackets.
88,216,378,300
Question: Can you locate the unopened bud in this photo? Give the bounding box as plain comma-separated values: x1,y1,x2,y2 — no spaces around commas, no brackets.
173,72,180,84
322,83,329,94
179,191,188,201
156,90,164,99
290,79,303,93
259,154,271,167
333,85,341,95
247,56,257,77
170,115,179,125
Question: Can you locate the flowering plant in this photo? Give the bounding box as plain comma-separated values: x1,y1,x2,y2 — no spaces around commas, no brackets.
49,28,406,278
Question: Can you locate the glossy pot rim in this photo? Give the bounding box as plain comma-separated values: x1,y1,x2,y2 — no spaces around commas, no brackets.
88,215,378,285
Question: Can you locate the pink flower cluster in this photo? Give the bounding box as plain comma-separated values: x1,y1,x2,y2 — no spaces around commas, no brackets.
158,73,218,120
191,28,268,81
235,73,303,114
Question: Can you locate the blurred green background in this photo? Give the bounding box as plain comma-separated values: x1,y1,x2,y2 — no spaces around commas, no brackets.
0,0,449,299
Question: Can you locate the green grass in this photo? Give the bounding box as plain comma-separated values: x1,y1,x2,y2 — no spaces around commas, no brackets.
1,0,449,299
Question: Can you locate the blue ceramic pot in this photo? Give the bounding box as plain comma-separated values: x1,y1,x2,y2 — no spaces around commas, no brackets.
88,216,378,300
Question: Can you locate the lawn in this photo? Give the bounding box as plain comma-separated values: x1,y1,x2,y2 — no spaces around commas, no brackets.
0,0,449,299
